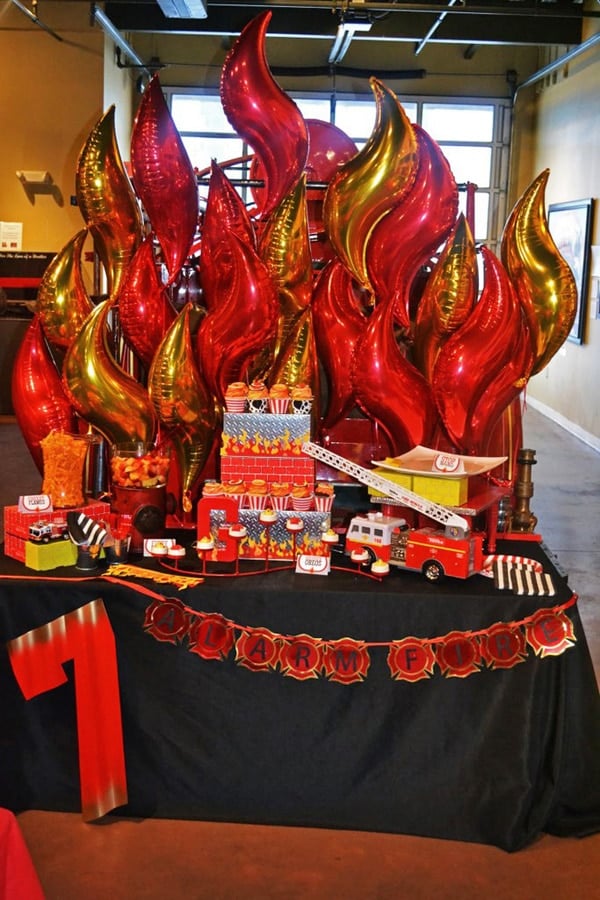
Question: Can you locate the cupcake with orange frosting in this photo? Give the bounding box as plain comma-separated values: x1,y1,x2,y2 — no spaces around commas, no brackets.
314,481,335,512
223,479,247,507
291,482,314,511
247,379,269,413
202,480,224,498
269,481,290,511
268,383,290,414
290,383,313,414
247,478,269,510
224,381,248,413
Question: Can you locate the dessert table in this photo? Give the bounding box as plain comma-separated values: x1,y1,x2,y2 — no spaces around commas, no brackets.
1,538,599,852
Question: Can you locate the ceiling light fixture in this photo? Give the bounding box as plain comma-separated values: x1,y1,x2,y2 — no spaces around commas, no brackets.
328,12,372,66
156,0,207,18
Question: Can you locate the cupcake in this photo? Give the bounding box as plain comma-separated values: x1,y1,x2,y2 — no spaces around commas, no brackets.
290,383,313,414
371,558,390,577
322,528,339,546
268,383,290,414
225,381,248,413
247,478,269,510
229,523,247,540
314,481,335,512
351,548,370,566
202,480,224,498
285,516,304,533
259,507,278,525
291,483,314,511
247,379,269,413
269,481,290,511
196,535,215,551
223,479,247,507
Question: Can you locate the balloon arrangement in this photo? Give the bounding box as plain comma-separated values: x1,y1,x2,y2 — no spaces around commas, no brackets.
11,10,578,516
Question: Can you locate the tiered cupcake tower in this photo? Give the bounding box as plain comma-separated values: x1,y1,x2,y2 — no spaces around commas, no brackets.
196,381,334,562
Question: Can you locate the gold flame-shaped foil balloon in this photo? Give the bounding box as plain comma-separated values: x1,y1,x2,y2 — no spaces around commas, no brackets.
323,78,419,295
412,215,478,383
501,169,578,375
149,304,217,512
36,229,94,352
257,176,313,377
76,106,144,300
62,300,157,445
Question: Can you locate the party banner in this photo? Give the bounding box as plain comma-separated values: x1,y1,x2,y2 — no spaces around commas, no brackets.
143,593,578,685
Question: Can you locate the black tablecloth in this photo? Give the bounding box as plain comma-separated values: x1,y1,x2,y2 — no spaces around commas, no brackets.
1,540,599,851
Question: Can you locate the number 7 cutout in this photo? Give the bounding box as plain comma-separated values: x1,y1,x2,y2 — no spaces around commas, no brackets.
8,598,128,821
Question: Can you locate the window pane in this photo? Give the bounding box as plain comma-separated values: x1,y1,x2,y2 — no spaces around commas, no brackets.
171,94,232,133
294,97,331,122
334,98,417,141
439,145,492,188
333,101,376,140
458,190,489,243
422,104,494,142
181,135,245,174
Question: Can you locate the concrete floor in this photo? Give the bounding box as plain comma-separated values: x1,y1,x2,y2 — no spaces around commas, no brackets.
2,408,600,899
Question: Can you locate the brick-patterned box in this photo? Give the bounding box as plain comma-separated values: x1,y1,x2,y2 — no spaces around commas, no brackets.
220,455,314,489
3,500,111,564
221,413,311,457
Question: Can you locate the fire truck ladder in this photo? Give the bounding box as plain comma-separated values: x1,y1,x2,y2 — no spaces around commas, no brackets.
302,442,470,535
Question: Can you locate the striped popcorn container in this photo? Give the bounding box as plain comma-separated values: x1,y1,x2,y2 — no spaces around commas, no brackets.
314,492,335,512
268,397,290,414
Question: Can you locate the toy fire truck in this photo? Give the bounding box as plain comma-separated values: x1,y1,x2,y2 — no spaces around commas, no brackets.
28,519,69,543
302,442,487,582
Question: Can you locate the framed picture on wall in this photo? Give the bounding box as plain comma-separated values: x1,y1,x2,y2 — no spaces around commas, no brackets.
547,198,594,344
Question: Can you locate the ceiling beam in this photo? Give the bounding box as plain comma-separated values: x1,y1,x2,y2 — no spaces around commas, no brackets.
104,2,583,47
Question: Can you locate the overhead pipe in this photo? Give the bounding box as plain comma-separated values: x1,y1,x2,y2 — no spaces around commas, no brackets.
414,0,460,56
91,4,151,74
514,29,600,99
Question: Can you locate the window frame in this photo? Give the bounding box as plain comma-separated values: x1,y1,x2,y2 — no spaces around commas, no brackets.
164,86,511,251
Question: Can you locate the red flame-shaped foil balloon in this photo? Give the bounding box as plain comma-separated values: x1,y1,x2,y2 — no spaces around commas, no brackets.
131,74,199,286
11,316,78,473
351,298,437,455
118,235,176,370
220,11,309,219
196,233,279,405
432,247,530,453
313,259,367,431
366,124,458,330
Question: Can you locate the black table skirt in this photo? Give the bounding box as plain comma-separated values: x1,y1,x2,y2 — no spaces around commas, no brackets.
1,539,599,852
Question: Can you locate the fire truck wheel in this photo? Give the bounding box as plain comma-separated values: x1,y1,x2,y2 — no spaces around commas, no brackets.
422,560,444,583
362,546,377,564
